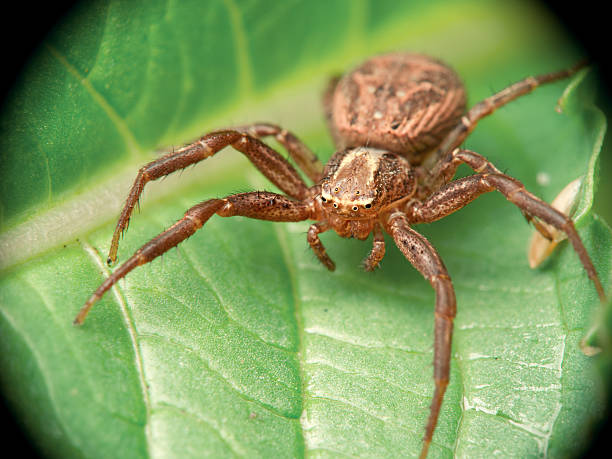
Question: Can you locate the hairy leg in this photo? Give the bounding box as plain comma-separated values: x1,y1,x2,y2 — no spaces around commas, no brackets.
362,223,385,271
409,149,605,301
417,60,588,196
76,192,313,325
108,129,311,264
307,221,336,271
430,60,587,164
384,212,456,459
234,123,324,182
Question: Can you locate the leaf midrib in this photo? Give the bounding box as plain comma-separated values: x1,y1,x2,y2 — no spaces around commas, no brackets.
0,1,545,273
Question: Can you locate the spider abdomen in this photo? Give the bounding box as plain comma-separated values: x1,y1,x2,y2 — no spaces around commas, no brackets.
329,53,467,164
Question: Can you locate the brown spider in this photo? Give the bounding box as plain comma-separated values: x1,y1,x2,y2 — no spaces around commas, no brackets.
75,53,605,458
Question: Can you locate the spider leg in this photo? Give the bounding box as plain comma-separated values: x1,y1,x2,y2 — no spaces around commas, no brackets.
108,129,311,264
383,212,456,459
362,223,385,271
76,191,313,325
234,123,324,182
424,146,578,238
409,149,605,301
429,60,587,170
307,222,336,271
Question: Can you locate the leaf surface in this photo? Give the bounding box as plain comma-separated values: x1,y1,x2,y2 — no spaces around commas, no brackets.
0,1,610,458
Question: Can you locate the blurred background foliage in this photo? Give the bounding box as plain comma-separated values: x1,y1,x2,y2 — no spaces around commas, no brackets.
0,0,610,457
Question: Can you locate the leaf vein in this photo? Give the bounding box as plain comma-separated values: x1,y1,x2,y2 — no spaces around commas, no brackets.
304,329,428,356
0,301,86,455
273,224,308,451
139,331,299,421
175,238,293,352
459,353,562,374
308,395,424,442
154,401,245,456
297,263,431,302
81,241,153,452
222,0,253,96
306,359,430,401
131,282,293,356
453,345,468,456
44,44,142,157
306,447,359,458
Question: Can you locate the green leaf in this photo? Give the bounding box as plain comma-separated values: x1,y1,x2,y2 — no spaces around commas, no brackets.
0,1,610,458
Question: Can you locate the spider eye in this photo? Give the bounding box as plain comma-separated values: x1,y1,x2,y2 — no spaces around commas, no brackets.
334,187,339,192
333,203,338,208
321,196,326,202
365,203,372,209
352,206,358,211
356,190,360,195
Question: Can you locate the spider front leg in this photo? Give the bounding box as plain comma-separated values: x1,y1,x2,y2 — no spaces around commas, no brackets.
383,212,456,459
410,148,605,301
75,191,312,325
108,126,316,265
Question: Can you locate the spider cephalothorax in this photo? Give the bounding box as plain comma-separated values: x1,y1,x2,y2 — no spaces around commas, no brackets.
318,147,415,226
76,53,605,458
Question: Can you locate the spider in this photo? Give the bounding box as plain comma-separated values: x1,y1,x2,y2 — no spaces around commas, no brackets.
75,53,605,458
